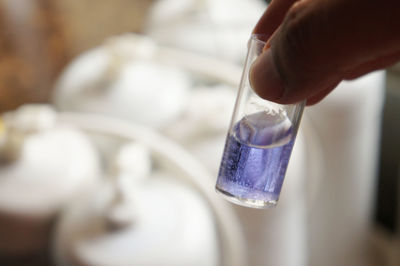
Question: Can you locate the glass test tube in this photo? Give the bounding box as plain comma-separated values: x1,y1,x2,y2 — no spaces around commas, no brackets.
216,34,305,208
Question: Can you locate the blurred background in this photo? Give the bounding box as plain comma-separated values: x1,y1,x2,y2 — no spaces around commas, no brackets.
0,0,399,266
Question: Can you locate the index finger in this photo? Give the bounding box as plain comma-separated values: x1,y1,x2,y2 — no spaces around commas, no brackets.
253,0,298,39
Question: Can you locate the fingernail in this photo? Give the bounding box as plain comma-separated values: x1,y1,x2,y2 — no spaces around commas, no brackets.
263,41,271,51
249,49,285,102
262,25,280,51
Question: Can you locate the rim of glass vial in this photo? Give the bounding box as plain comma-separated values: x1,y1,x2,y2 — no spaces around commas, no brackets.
246,34,269,57
250,33,270,44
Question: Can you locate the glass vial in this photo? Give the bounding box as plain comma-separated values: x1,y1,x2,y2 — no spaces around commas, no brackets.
216,34,305,208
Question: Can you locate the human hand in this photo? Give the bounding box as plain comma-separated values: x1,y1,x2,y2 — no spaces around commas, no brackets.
250,0,400,105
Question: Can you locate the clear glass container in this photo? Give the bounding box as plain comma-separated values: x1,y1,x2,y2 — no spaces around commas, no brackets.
216,34,305,209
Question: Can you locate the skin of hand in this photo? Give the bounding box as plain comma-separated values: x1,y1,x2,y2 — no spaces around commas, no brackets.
249,0,400,105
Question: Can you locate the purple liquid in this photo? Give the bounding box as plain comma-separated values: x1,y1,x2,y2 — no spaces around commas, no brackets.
216,111,295,206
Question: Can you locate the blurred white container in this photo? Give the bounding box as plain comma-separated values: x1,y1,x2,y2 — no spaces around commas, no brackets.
53,34,190,128
54,177,219,266
0,105,100,256
145,0,266,62
52,34,244,130
55,113,247,266
305,71,386,266
54,140,220,266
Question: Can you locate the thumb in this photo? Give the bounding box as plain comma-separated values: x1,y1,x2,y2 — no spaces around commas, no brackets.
250,0,400,105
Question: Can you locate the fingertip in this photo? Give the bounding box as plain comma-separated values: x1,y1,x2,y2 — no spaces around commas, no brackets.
249,49,285,102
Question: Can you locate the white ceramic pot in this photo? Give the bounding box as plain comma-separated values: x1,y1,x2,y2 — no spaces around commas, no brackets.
54,113,247,266
0,105,100,256
53,34,190,128
54,173,220,266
